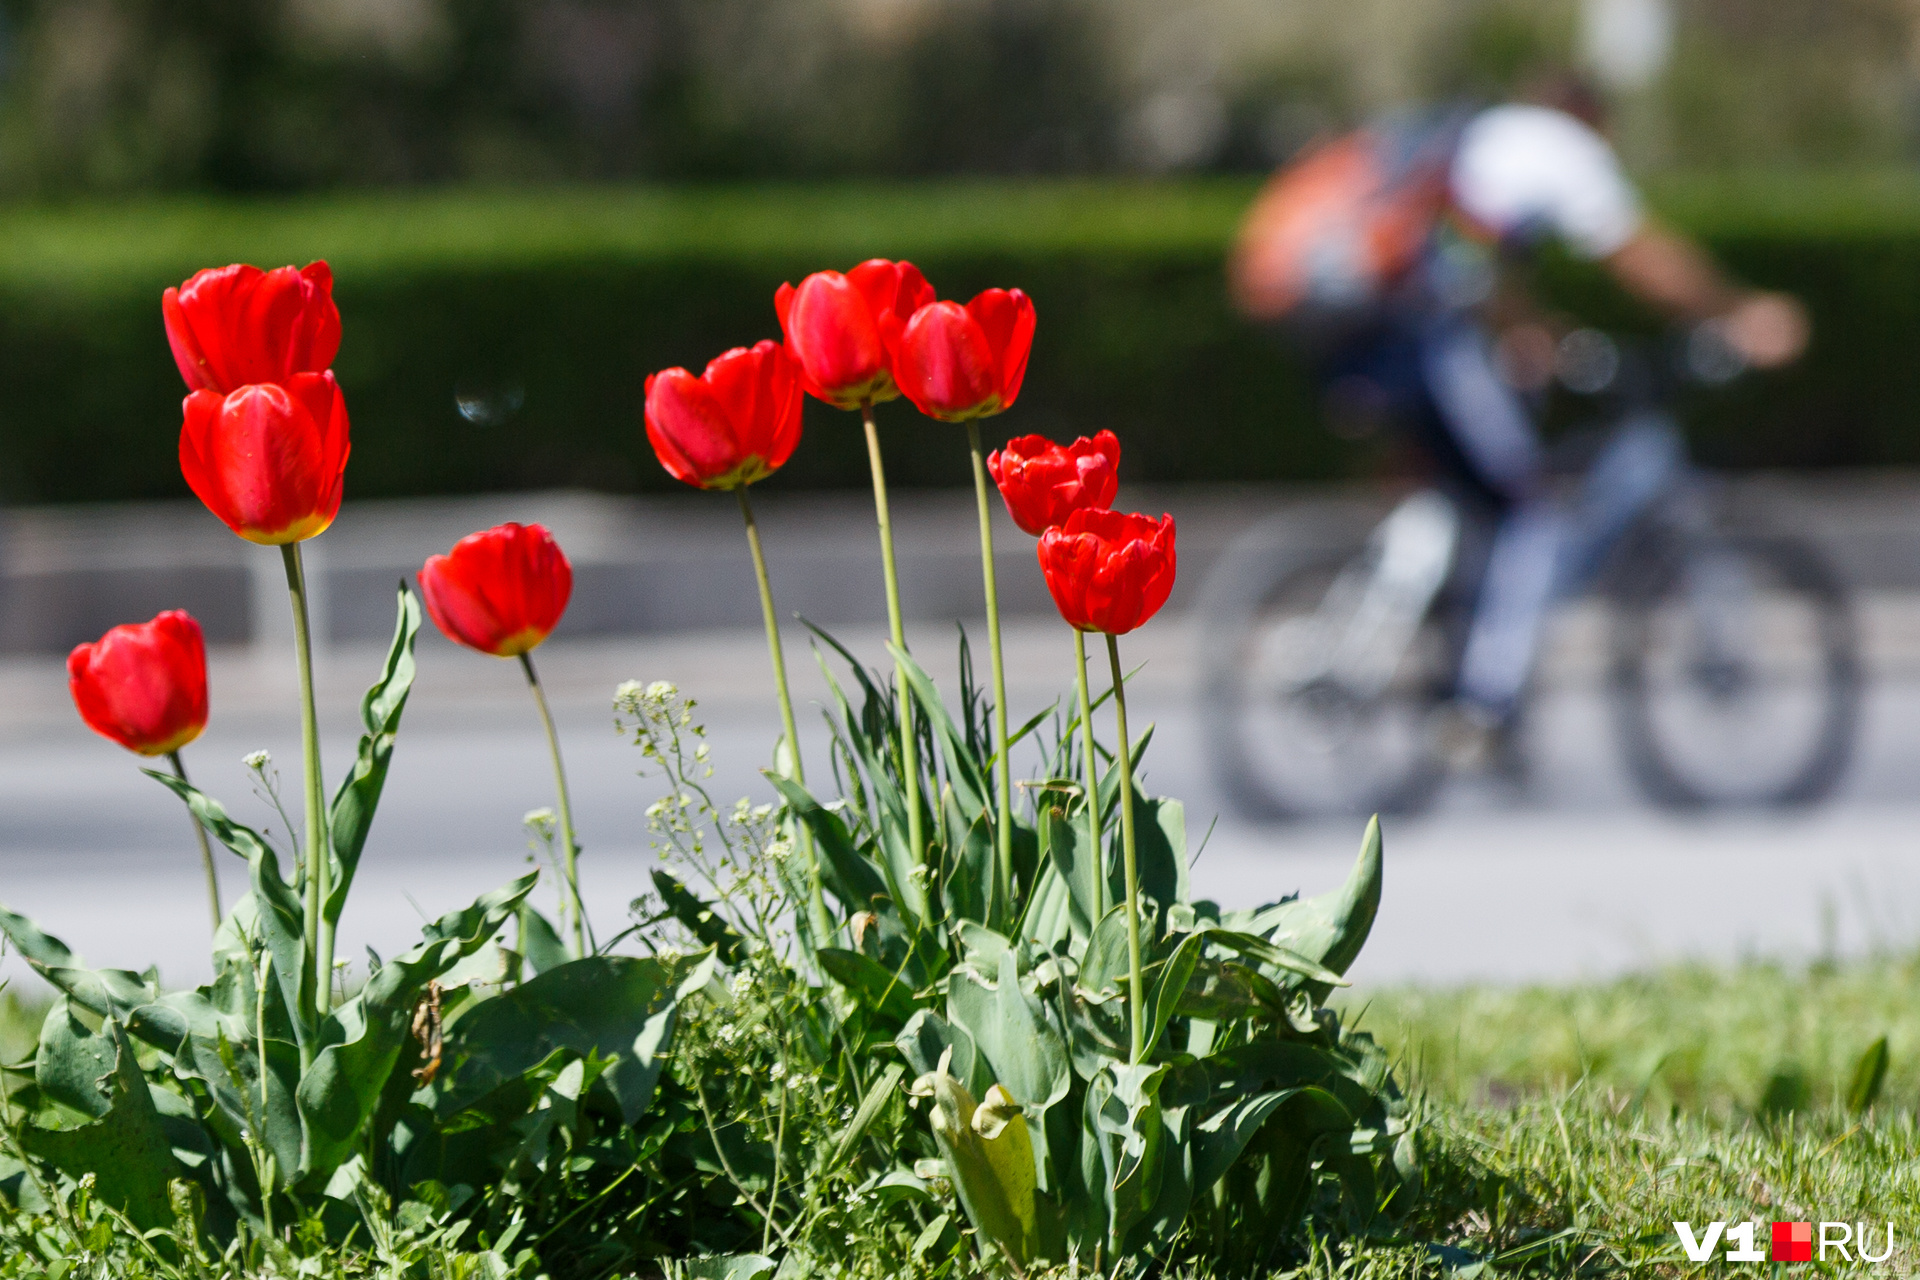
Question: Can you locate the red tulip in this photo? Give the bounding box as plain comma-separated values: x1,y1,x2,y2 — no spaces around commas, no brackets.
68,611,209,757
180,373,350,545
774,259,934,409
418,523,573,658
163,262,342,395
644,340,803,490
988,430,1120,536
1037,508,1177,636
894,289,1036,422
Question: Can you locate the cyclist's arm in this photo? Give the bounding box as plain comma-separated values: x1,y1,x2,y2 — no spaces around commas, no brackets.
1603,224,1809,367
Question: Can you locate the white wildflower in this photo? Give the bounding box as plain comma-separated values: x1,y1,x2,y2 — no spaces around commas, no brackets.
243,749,271,770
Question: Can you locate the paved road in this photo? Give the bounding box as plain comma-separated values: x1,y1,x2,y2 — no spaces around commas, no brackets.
6,595,1920,999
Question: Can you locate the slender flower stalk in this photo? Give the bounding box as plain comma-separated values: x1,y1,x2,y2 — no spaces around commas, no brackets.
520,652,588,957
1072,629,1105,919
168,751,222,931
738,487,830,942
1105,634,1145,1063
282,544,330,1027
862,401,925,863
966,422,1015,913
417,521,578,950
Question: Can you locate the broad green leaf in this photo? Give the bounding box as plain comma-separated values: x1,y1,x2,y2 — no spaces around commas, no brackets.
35,1000,115,1118
1089,1061,1167,1255
1142,930,1207,1059
1262,816,1383,986
816,948,918,1029
687,1256,777,1280
949,952,1071,1117
518,906,571,977
1847,1036,1890,1115
942,814,993,927
325,583,421,926
1043,806,1102,941
913,1070,1038,1267
1189,1086,1354,1198
1076,905,1132,1004
433,951,684,1126
896,1009,990,1101
1205,1041,1383,1121
17,1018,180,1230
1200,928,1349,988
297,872,536,1179
1130,794,1190,918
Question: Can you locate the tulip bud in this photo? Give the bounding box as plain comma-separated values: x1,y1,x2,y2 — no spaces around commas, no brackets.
179,373,351,545
1036,508,1178,636
68,611,209,756
894,289,1036,423
418,522,573,658
988,430,1119,536
644,340,803,490
163,262,341,395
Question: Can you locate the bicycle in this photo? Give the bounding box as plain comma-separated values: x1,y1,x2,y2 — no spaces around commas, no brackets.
1195,326,1863,819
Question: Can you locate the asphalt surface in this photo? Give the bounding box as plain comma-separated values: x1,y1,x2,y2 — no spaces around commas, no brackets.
5,594,1920,999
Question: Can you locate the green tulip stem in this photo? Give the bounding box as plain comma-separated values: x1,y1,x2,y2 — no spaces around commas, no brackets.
1072,629,1104,919
1105,632,1145,1064
861,401,925,865
167,751,222,934
737,486,830,944
966,422,1015,917
281,542,330,1029
520,651,588,959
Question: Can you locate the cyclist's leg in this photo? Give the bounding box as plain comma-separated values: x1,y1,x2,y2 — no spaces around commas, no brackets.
1417,314,1565,725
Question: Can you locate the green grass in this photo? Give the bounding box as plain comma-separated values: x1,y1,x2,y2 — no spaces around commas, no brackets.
6,950,1917,1275
1343,951,1920,1117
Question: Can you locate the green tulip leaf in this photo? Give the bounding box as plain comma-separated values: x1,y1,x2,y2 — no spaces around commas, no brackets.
1199,928,1349,988
432,950,687,1127
1190,1085,1355,1199
17,1017,180,1231
1143,930,1207,1059
326,582,421,925
1044,806,1102,942
1260,816,1383,989
942,813,994,927
297,872,535,1179
517,905,571,977
686,1256,777,1280
896,1009,990,1100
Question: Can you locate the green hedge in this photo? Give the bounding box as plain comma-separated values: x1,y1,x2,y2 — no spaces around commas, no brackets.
3,174,1920,504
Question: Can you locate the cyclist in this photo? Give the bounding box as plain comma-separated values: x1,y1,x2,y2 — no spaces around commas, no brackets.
1229,75,1808,765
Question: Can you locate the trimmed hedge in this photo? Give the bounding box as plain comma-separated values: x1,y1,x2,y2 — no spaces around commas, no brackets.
2,174,1919,504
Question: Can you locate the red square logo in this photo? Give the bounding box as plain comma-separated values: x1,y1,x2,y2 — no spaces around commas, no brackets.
1772,1221,1813,1262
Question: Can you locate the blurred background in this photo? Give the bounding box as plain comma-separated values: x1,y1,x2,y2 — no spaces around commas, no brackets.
5,0,1920,992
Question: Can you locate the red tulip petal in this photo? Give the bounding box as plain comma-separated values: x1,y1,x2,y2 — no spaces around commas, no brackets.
898,301,999,421
965,289,1037,409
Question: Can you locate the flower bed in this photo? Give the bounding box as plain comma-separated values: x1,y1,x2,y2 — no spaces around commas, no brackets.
0,254,1407,1276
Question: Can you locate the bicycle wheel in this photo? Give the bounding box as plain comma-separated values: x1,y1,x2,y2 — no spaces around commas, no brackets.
1199,538,1454,819
1611,533,1861,808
